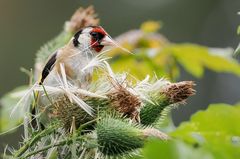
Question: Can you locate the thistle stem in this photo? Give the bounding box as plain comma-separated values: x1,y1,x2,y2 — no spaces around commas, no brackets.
14,124,58,157
22,138,72,158
77,118,100,133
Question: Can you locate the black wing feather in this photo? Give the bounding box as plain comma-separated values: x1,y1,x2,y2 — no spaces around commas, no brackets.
39,52,57,84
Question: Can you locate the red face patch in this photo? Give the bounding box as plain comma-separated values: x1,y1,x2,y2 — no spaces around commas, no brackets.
92,27,107,36
90,27,107,52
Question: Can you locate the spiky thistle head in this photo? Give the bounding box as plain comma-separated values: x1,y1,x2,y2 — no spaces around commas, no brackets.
140,80,196,126
161,81,196,104
96,117,168,157
107,84,141,122
65,6,99,33
53,96,95,131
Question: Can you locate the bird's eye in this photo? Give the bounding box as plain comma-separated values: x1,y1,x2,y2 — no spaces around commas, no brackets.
90,32,98,38
90,32,104,41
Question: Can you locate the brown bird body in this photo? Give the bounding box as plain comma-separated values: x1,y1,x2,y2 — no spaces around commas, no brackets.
39,26,114,88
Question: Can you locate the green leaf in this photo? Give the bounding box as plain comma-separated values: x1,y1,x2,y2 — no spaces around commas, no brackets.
171,103,240,159
0,86,28,133
110,43,240,80
237,25,240,35
110,49,180,80
110,53,162,80
141,139,214,159
171,44,240,78
140,21,162,33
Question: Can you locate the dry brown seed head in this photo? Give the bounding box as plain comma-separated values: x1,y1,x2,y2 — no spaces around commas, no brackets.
65,5,100,33
107,86,141,122
162,81,196,104
53,96,94,131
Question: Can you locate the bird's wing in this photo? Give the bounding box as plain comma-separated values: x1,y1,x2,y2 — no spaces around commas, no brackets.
39,51,58,84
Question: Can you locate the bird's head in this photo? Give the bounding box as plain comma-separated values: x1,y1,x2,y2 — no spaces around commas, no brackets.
72,26,114,53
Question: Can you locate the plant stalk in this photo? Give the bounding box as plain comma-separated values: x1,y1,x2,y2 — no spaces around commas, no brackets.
14,125,57,157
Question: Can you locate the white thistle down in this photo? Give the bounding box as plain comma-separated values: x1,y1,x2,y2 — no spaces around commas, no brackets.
101,62,170,104
11,56,109,120
10,83,38,117
37,63,107,116
134,75,170,102
81,50,111,73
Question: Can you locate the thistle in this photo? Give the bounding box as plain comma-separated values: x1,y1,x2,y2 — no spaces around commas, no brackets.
4,6,196,159
96,117,169,156
140,81,196,126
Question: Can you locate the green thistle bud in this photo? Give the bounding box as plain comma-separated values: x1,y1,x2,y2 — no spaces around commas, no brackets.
96,117,168,156
140,81,195,126
96,117,144,156
140,99,169,126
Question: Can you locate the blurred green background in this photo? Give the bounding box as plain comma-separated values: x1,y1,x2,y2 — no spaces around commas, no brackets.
0,0,240,153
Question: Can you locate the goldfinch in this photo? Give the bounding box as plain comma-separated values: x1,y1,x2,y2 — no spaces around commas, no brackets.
33,26,115,119
39,26,114,88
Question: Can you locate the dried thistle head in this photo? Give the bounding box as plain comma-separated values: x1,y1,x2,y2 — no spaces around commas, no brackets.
162,81,196,104
65,5,100,33
107,84,141,122
53,96,95,131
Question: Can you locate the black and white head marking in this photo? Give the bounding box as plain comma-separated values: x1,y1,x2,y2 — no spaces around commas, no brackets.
73,29,82,47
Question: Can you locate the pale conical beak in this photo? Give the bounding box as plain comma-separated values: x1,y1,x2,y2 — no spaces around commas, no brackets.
100,36,115,46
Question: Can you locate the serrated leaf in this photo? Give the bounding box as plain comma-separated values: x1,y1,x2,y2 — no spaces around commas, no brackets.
171,103,240,159
171,44,240,78
0,86,28,133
